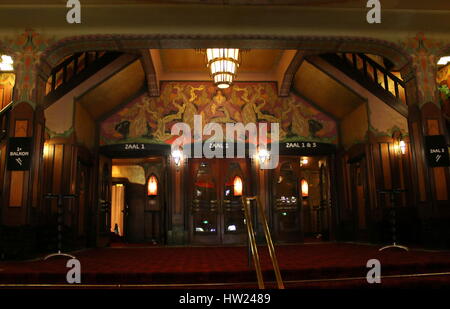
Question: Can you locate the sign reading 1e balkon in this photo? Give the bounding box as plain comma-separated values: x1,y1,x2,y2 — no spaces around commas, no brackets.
7,137,33,171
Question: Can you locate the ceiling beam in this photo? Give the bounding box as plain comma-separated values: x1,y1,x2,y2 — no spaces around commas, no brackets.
277,50,306,96
140,49,160,97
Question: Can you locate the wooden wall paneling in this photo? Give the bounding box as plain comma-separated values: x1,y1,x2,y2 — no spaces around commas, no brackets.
52,144,64,213
411,122,427,202
404,138,415,207
164,157,172,234
0,143,5,223
42,143,55,222
3,102,34,226
31,123,42,208
365,142,378,212
62,143,75,228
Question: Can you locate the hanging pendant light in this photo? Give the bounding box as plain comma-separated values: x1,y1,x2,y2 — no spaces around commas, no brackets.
206,48,240,89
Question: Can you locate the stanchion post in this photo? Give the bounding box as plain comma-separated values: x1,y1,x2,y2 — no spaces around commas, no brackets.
43,193,78,260
378,189,409,252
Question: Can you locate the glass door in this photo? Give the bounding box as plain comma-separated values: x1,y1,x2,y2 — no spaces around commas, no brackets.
189,158,249,245
272,159,303,242
190,160,220,244
221,160,247,244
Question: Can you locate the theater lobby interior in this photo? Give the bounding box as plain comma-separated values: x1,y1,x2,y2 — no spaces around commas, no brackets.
0,0,449,289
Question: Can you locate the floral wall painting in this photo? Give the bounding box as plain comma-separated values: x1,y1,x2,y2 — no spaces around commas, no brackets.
100,82,338,146
437,64,450,119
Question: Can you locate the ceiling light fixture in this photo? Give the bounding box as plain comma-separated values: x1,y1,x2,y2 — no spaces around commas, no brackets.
205,48,240,89
437,56,450,66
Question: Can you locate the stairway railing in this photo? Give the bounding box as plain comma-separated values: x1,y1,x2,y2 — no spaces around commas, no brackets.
44,51,122,105
242,196,265,289
337,53,406,104
242,196,285,289
320,53,407,113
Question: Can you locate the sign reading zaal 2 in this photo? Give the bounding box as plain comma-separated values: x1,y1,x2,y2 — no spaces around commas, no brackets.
424,135,450,167
7,137,33,170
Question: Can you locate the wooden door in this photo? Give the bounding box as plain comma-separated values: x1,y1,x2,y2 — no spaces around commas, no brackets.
349,158,368,238
76,159,91,246
97,155,112,247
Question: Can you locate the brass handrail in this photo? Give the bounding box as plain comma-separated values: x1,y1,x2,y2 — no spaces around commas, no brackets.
246,196,285,289
242,197,265,289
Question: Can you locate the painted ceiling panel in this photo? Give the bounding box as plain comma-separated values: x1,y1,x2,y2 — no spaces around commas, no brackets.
78,60,145,120
159,49,283,73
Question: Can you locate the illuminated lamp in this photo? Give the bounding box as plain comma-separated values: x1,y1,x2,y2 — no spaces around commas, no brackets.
172,149,182,166
206,48,240,89
300,178,309,199
233,176,243,197
258,148,270,164
0,55,13,71
437,56,450,65
399,139,406,155
43,143,50,158
147,175,158,196
300,157,309,166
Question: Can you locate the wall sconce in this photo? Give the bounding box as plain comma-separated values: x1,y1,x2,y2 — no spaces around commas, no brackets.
43,142,50,158
0,55,14,71
233,176,243,197
399,139,406,155
172,149,183,166
393,132,407,156
258,148,270,164
147,174,158,196
300,157,309,166
300,178,309,199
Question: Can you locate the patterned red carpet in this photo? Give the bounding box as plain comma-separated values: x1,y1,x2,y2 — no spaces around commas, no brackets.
1,243,450,288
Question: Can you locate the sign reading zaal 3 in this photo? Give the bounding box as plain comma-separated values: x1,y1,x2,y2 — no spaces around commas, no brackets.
7,137,33,171
424,135,450,167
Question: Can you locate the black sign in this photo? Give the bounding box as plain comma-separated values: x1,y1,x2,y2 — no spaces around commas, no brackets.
424,135,450,167
100,143,170,158
278,141,336,155
7,137,33,170
184,142,256,158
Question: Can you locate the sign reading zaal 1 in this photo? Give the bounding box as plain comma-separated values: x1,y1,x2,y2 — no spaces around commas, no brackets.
424,135,450,167
7,137,33,170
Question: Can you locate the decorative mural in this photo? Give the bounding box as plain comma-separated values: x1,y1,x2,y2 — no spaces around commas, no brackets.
368,100,408,138
401,33,447,107
1,29,55,105
100,82,338,146
437,64,450,119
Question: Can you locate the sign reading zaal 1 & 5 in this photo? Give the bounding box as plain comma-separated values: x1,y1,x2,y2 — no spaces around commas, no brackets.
7,137,33,171
424,135,450,167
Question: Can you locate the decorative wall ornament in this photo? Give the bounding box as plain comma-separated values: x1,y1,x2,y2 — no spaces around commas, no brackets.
0,29,55,106
100,82,338,146
401,33,448,107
